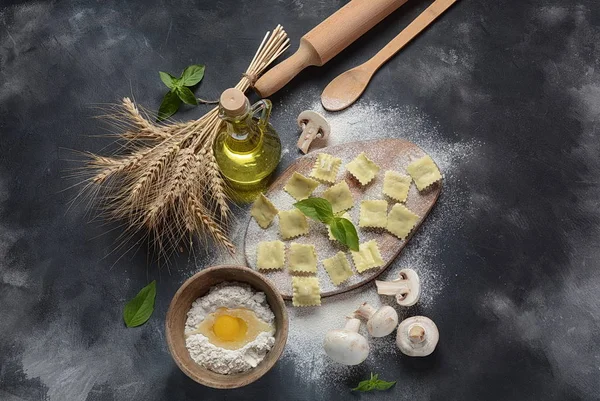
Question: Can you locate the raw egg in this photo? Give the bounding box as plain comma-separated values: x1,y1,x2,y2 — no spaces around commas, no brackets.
195,307,274,350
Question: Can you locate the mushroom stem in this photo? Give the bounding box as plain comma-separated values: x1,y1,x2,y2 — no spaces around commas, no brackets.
375,268,421,307
354,302,377,319
376,280,409,295
344,318,361,333
396,316,439,357
408,325,426,344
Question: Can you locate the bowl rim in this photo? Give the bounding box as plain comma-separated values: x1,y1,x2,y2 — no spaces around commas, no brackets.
165,264,289,389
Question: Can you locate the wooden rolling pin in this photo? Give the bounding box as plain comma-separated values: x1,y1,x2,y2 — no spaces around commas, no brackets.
253,0,409,97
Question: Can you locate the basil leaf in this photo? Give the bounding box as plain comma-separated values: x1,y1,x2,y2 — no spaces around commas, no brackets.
351,373,396,392
330,217,359,251
181,64,205,86
157,90,181,121
373,380,396,390
351,379,373,392
123,280,156,328
159,71,179,89
338,217,359,251
176,86,199,105
329,219,347,245
294,198,334,224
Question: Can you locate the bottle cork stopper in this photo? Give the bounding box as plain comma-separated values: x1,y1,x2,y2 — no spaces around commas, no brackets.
220,88,248,116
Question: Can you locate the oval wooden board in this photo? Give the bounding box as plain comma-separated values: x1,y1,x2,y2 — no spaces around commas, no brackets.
244,138,441,299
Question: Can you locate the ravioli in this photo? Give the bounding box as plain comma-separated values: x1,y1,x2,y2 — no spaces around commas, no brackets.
386,203,420,240
288,243,317,273
382,170,411,203
359,200,388,228
406,155,442,191
256,240,285,270
292,277,321,307
351,240,384,273
284,172,320,201
278,209,309,240
310,153,342,183
346,152,380,185
251,193,278,228
323,251,354,285
322,181,354,213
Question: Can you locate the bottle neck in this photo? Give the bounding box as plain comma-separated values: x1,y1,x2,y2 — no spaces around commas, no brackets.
226,115,253,141
220,101,253,137
219,102,261,153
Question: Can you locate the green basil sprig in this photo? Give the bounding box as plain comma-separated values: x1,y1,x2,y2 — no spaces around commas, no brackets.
293,198,359,251
352,372,396,392
123,280,156,328
157,64,205,121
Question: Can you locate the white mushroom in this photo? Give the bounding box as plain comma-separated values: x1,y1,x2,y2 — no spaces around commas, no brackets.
323,318,369,365
375,268,420,306
297,110,330,154
354,302,398,337
396,316,439,357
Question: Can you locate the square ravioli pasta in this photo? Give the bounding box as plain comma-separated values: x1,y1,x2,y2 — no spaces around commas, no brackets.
387,203,420,240
279,209,309,240
288,243,317,273
406,155,442,191
359,200,388,228
292,276,321,307
346,152,380,185
322,181,354,213
310,153,342,183
256,240,285,270
251,193,278,228
284,172,320,201
323,251,354,285
383,170,411,203
351,240,384,273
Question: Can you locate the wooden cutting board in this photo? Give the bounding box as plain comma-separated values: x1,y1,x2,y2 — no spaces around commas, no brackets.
243,138,441,299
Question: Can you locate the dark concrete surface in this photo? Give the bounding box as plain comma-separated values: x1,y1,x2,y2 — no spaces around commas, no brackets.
1,0,599,400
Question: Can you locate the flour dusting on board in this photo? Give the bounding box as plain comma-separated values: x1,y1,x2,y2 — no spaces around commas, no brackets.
268,99,477,387
245,139,440,296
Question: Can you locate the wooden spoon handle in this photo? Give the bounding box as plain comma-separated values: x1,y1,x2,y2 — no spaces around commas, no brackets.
366,0,459,71
254,0,409,97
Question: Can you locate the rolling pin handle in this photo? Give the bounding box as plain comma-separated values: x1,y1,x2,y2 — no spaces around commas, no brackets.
254,40,320,97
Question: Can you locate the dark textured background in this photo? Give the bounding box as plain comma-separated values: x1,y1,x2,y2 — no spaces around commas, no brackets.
1,0,599,400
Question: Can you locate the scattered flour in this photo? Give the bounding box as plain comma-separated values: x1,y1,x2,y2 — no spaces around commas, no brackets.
268,98,478,388
187,97,477,387
185,283,275,374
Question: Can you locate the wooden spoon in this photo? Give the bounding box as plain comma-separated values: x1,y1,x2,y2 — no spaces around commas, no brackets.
321,0,459,112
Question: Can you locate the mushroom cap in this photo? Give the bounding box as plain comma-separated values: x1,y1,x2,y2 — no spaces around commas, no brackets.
396,316,439,357
366,306,398,337
396,268,420,307
297,110,331,138
324,329,369,365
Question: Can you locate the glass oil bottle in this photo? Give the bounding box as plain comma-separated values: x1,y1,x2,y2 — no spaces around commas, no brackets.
213,88,281,201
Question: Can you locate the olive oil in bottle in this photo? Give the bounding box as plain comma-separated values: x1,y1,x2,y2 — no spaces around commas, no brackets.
213,88,281,200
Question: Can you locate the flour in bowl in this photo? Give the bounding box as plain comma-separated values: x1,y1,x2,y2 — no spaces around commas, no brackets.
185,283,276,374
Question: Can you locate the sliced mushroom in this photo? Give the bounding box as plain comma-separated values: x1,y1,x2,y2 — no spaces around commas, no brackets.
323,318,369,365
297,110,330,154
396,316,439,357
375,268,420,306
354,302,398,337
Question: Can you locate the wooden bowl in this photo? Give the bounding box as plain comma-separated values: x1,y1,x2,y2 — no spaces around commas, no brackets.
166,265,289,389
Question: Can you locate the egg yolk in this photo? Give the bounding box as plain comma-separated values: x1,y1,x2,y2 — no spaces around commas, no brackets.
191,307,274,350
213,315,247,341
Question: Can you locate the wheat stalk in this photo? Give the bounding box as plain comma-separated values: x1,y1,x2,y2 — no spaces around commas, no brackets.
81,26,289,260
